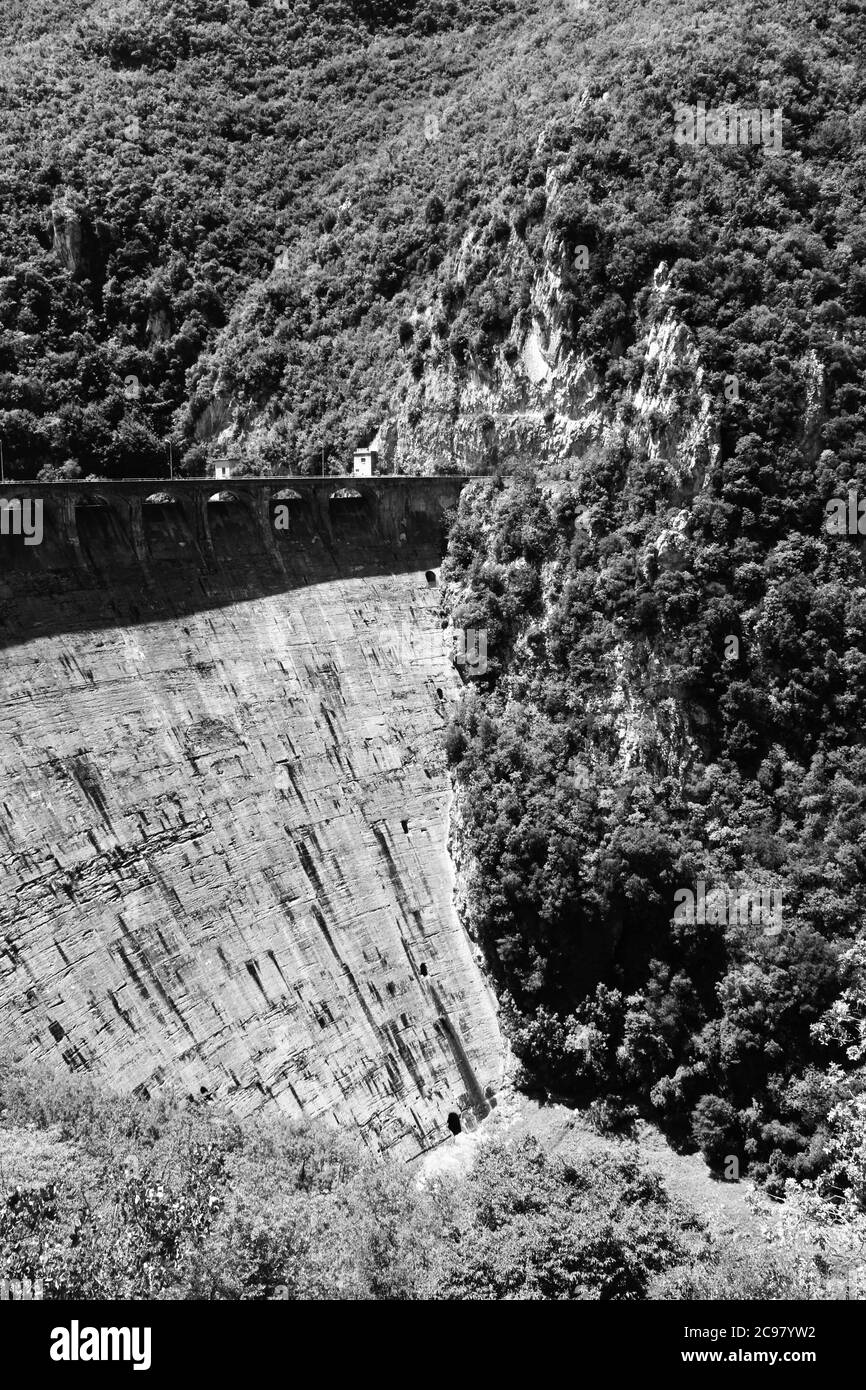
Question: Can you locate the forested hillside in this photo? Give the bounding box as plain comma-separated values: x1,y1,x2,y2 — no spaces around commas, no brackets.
3,0,866,1224
0,0,521,477
430,0,866,1201
5,0,860,479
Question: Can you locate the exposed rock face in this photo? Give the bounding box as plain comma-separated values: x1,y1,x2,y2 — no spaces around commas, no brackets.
0,496,503,1157
802,347,826,463
623,265,719,500
51,200,84,275
378,242,715,488
147,306,172,343
186,161,719,491
378,187,606,476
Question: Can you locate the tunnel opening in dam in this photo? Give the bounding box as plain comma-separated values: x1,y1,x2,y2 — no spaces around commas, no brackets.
328,487,371,539
76,495,133,573
0,476,503,1159
207,489,262,555
143,493,194,560
270,488,306,534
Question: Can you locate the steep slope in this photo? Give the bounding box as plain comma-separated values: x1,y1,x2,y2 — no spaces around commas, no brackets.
4,0,866,1205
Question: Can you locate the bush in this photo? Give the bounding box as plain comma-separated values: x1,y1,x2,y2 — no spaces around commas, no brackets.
692,1096,742,1173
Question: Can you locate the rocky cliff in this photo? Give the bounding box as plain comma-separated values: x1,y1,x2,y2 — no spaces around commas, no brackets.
0,492,504,1158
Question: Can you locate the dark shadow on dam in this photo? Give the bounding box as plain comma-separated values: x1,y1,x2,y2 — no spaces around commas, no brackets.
0,481,462,654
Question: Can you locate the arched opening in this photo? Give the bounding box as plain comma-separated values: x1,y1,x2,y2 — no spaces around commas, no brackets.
270,488,305,535
75,494,112,513
425,570,438,586
75,495,132,567
142,492,192,559
328,487,369,531
206,489,260,554
446,1111,462,1136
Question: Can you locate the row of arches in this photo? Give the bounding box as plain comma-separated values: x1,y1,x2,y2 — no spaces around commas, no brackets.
0,488,383,571
0,486,372,510
71,489,376,544
0,482,455,575
70,486,369,511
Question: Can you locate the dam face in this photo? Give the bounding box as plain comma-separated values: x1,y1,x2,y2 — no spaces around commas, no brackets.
0,479,503,1158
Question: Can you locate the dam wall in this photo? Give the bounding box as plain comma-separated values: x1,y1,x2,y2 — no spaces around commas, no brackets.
0,478,503,1158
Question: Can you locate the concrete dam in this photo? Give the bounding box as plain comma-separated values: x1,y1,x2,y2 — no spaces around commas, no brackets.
0,476,504,1159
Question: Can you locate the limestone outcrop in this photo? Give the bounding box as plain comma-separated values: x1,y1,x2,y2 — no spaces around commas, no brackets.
50,199,84,276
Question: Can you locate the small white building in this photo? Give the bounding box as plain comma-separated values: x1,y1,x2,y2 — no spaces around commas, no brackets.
214,461,236,481
352,448,378,477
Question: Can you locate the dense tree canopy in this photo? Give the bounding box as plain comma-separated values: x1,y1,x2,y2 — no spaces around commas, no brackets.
2,0,865,1204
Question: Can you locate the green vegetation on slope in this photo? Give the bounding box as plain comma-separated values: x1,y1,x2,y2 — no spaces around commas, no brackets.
3,0,866,1212
0,0,522,476
0,1059,827,1299
437,0,866,1191
8,0,859,479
